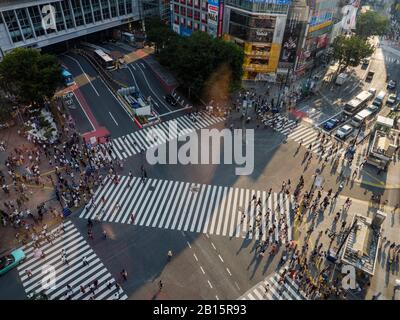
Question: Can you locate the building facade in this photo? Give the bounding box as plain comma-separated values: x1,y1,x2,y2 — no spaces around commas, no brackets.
0,0,141,57
277,0,309,81
222,0,291,81
294,0,338,75
170,0,224,37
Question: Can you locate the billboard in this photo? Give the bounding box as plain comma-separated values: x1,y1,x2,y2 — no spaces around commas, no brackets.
208,4,219,25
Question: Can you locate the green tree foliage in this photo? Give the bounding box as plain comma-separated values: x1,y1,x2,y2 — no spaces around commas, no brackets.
355,11,389,39
0,48,63,107
332,35,374,73
147,19,244,97
145,17,179,54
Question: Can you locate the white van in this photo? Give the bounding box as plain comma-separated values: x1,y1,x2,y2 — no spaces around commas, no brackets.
372,90,386,107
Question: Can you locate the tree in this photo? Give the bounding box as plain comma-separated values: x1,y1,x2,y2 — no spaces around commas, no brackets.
145,17,178,54
0,48,63,107
355,11,389,39
332,35,374,73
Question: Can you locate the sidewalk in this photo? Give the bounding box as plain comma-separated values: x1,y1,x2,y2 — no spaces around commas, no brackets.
0,125,63,253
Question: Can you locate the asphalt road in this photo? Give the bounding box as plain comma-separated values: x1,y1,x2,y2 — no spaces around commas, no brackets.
60,53,136,137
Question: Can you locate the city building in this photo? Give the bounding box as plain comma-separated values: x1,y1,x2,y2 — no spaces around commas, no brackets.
170,0,224,37
0,0,143,57
222,0,291,81
294,0,340,76
277,0,309,82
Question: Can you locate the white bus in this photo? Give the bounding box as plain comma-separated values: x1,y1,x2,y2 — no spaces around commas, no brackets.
344,90,373,116
351,108,374,127
93,49,115,70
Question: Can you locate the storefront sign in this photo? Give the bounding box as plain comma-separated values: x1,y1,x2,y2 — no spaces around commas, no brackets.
256,30,269,37
208,5,219,25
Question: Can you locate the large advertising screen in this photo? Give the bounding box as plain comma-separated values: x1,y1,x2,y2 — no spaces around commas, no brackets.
279,14,304,64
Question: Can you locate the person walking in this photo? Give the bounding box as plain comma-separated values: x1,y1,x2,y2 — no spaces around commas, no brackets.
82,256,89,266
167,250,173,262
158,280,163,291
121,269,128,281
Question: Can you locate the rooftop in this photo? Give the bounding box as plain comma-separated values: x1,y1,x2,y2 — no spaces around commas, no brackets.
341,214,381,276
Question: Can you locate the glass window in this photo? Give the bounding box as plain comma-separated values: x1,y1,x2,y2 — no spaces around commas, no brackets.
71,0,84,26
28,6,46,37
187,9,192,17
101,0,110,19
82,0,93,24
174,4,179,13
118,0,126,15
16,8,35,39
194,0,199,8
110,0,118,17
180,7,185,15
3,10,23,42
92,0,102,21
61,0,75,28
126,0,133,14
53,2,66,31
194,11,200,20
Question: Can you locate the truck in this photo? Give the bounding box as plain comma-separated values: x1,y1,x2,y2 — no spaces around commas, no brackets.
365,116,399,170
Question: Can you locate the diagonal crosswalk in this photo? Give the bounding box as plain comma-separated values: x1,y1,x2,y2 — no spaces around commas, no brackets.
17,221,128,300
80,176,294,243
263,114,346,160
106,112,225,160
239,271,308,300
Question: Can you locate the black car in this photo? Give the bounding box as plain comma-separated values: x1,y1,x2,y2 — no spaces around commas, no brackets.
165,94,177,106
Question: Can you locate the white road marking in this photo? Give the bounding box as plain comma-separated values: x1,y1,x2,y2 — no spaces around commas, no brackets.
108,112,119,126
127,65,140,92
72,92,95,132
193,253,198,262
211,242,216,250
140,62,146,69
208,280,213,289
218,254,224,263
186,241,192,249
136,63,172,112
63,54,100,96
235,282,240,290
216,295,219,300
200,266,205,274
226,268,232,276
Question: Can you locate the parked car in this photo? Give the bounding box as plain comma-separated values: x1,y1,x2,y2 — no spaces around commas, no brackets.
0,248,25,276
391,102,399,111
387,80,397,90
323,118,340,130
387,94,396,105
335,124,354,139
165,94,177,106
366,71,374,82
362,58,370,68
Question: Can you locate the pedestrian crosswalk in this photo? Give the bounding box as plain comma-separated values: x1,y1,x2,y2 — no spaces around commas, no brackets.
80,176,294,243
239,272,308,300
264,114,346,160
384,56,400,64
17,221,128,300
106,111,225,161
